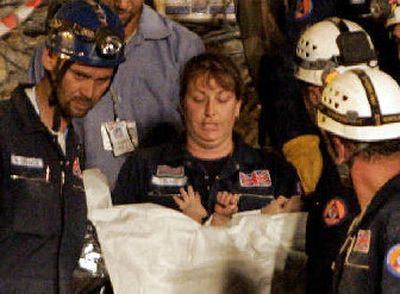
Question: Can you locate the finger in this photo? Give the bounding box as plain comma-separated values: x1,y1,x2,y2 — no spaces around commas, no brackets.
173,196,184,210
276,195,289,206
284,196,303,212
187,185,195,198
261,200,283,215
216,192,226,206
220,191,231,205
230,193,240,205
180,187,189,202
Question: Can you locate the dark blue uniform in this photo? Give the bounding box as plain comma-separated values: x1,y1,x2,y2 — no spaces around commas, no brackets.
305,138,359,293
0,84,87,293
256,3,363,293
112,137,301,213
332,173,400,294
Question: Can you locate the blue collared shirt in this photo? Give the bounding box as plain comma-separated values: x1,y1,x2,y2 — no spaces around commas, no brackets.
29,5,205,187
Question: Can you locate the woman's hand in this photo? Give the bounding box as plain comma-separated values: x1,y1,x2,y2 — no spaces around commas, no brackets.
173,185,207,224
211,191,239,226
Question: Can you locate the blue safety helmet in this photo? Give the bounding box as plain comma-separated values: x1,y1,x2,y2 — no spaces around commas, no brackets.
46,0,125,67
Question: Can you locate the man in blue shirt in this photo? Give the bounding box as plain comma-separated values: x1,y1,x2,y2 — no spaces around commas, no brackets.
29,0,205,187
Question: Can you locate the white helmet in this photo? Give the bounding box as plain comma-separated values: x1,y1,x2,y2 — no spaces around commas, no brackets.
317,68,400,142
295,17,377,86
386,5,400,28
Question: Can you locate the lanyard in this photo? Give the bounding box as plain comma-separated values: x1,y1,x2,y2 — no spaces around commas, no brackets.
110,86,120,122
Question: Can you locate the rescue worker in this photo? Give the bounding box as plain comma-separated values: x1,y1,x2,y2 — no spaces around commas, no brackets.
292,17,377,293
0,0,124,292
316,68,400,294
29,0,205,188
112,53,302,224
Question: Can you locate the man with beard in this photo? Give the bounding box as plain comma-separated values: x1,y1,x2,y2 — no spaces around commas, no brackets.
0,0,124,292
317,68,400,294
29,0,205,188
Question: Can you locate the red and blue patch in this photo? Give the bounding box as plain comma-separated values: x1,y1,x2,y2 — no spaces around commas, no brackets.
239,170,271,187
72,157,82,178
323,198,347,226
295,0,313,20
386,244,400,278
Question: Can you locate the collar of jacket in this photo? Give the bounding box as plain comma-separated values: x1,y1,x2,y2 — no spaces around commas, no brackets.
351,172,400,233
137,5,171,41
10,84,79,153
11,84,49,134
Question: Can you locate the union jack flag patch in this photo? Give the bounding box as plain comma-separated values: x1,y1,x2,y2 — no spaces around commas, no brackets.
239,170,271,187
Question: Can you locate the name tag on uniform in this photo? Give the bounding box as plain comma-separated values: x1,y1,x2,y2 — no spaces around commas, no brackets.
151,165,187,187
11,154,44,169
239,170,271,187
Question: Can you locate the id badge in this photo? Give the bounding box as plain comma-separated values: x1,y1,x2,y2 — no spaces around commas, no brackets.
101,121,138,157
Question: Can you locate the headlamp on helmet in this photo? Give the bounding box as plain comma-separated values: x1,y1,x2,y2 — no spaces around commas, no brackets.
295,17,377,86
46,0,125,67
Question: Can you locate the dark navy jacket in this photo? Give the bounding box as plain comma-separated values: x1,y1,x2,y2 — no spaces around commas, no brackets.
333,173,400,294
0,84,87,293
112,138,301,213
305,138,359,294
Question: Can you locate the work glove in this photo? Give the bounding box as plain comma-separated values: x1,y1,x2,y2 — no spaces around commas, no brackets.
282,134,323,195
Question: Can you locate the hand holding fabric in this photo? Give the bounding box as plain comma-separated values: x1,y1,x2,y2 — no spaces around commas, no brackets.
211,192,239,226
173,186,207,224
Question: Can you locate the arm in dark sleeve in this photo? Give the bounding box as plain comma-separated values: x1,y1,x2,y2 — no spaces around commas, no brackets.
112,154,141,205
265,151,302,197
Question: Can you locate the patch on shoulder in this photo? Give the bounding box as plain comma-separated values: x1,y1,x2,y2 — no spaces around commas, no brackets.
295,0,313,20
387,244,400,278
353,229,371,254
323,198,347,226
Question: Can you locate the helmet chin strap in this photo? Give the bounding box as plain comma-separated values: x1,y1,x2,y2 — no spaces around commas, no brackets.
48,59,72,132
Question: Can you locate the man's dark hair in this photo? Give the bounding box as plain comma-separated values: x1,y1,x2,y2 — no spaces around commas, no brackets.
179,53,243,104
341,138,400,159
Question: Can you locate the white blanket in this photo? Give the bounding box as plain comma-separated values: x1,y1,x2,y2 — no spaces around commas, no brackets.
83,169,307,294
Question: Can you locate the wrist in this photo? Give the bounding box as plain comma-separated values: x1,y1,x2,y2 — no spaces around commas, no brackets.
185,209,208,224
211,213,231,226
